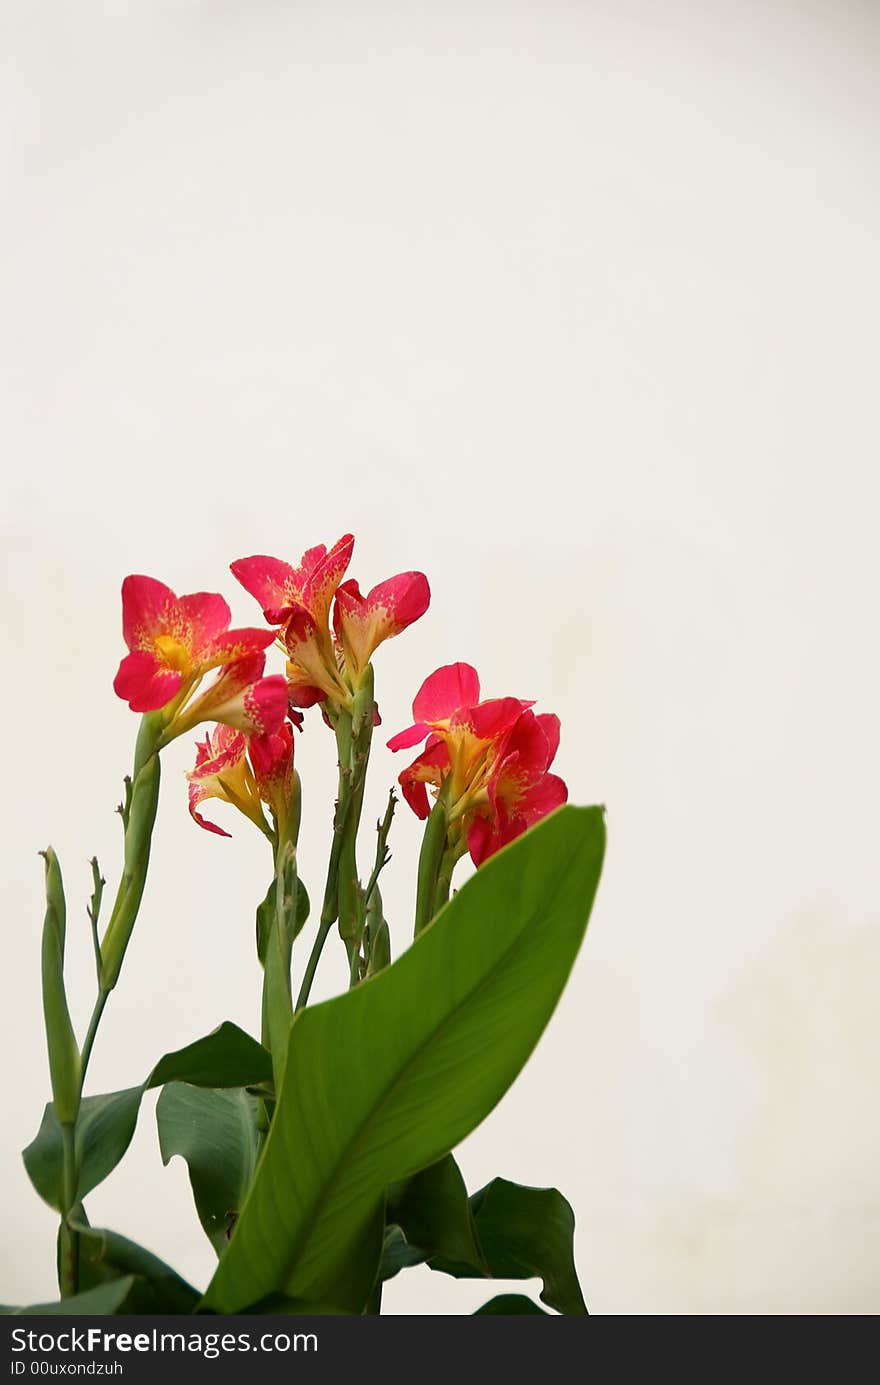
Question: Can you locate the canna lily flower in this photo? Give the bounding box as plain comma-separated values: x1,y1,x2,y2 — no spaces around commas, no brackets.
232,536,430,711
231,536,354,628
187,725,256,837
465,709,567,865
389,662,567,864
187,719,297,838
113,575,275,714
231,537,354,709
248,722,296,837
333,572,430,684
169,654,288,741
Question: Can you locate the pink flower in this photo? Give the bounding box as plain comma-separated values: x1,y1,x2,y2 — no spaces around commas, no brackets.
333,572,430,682
231,536,354,628
232,536,430,709
465,710,567,865
389,662,567,864
187,725,252,837
170,655,288,740
113,575,274,714
187,718,296,838
232,537,354,708
248,722,295,832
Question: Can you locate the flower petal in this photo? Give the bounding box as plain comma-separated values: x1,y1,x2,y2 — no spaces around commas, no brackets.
238,676,289,736
334,571,430,675
452,696,528,742
230,556,301,624
173,655,288,737
286,678,326,709
303,533,355,622
188,790,234,837
185,726,248,837
398,739,451,820
497,709,555,782
121,575,178,651
412,663,481,724
176,591,233,655
187,725,247,780
249,723,294,816
466,813,524,866
113,650,182,712
518,773,568,825
467,816,495,867
535,713,561,767
204,626,276,667
387,721,432,752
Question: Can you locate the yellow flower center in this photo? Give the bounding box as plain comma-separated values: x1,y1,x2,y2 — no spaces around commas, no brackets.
154,633,192,672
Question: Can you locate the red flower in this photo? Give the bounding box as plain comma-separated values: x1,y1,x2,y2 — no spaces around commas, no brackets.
187,725,252,837
187,719,296,838
171,654,288,740
388,662,567,863
231,536,354,628
333,572,430,682
248,722,296,834
466,710,567,865
113,575,274,713
232,536,430,709
232,537,354,708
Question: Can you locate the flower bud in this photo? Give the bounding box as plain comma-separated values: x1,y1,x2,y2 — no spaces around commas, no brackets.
39,848,81,1125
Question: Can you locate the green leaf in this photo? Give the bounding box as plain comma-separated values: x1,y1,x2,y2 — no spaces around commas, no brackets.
23,1088,142,1212
203,805,605,1314
156,1084,262,1255
23,1023,270,1211
383,1155,485,1282
257,875,310,965
2,1277,138,1316
378,1224,428,1280
71,1218,200,1314
147,1022,272,1090
434,1179,588,1315
474,1293,549,1315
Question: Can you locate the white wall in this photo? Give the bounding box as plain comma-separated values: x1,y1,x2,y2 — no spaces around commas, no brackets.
1,1,877,1314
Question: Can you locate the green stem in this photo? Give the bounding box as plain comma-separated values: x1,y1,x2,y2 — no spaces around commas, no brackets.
79,989,110,1087
52,713,164,1295
364,789,396,912
414,790,450,936
337,672,375,972
431,847,457,918
58,1124,78,1298
294,736,354,1012
99,713,163,990
262,840,297,1090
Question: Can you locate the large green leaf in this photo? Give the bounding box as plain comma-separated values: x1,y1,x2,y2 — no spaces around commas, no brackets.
382,1155,486,1282
23,1023,270,1211
203,804,605,1314
434,1178,588,1315
474,1293,549,1315
2,1278,138,1316
156,1084,262,1255
71,1217,200,1314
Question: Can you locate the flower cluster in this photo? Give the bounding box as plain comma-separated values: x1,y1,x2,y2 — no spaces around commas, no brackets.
112,538,566,874
231,535,430,711
389,662,567,865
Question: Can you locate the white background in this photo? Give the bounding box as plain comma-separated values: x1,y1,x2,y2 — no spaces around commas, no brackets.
2,1,878,1313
